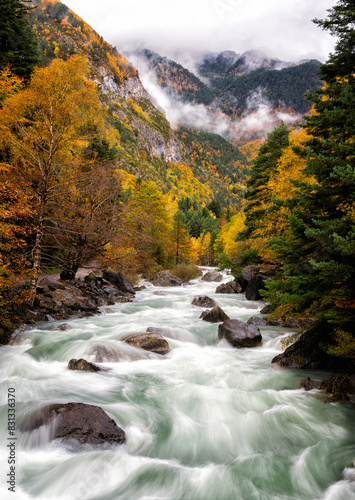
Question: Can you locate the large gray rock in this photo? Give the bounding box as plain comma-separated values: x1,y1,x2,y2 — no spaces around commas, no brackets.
215,280,242,294
218,319,262,348
152,270,182,287
201,271,223,282
123,332,170,355
247,317,268,326
102,271,136,295
200,306,230,323
192,296,217,308
272,320,355,371
21,403,125,445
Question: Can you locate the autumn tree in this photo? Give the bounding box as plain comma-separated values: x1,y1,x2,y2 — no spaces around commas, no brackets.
112,181,172,275
45,161,123,280
239,122,290,241
171,210,191,265
0,55,103,298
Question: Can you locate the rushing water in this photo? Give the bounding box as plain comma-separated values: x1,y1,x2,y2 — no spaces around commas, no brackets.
1,270,355,500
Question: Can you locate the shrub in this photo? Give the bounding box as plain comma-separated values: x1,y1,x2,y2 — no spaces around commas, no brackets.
170,263,202,282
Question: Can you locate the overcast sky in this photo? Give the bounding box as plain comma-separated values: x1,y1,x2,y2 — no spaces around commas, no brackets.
64,0,336,63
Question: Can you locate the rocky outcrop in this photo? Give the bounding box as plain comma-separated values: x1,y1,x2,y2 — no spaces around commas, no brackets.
68,358,101,372
152,270,182,287
272,320,355,371
102,270,136,295
320,374,355,401
215,280,242,294
200,306,230,323
202,271,223,282
192,296,217,308
233,266,272,301
21,403,125,445
260,304,273,314
284,317,316,329
31,273,135,323
122,332,170,355
218,319,262,348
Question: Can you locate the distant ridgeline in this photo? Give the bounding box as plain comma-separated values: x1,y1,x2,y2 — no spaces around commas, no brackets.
133,48,322,117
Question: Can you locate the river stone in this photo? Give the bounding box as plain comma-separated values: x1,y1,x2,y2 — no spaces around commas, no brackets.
38,277,66,291
146,327,172,336
22,403,125,445
68,358,101,372
218,319,262,348
55,323,71,331
51,290,77,308
300,377,311,391
122,332,170,355
200,306,230,323
215,280,242,294
192,295,217,308
201,271,223,282
152,270,182,287
247,317,268,326
102,270,136,295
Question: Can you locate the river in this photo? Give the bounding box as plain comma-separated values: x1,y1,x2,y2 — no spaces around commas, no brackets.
1,270,355,499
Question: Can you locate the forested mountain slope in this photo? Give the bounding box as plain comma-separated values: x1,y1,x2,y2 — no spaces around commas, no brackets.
27,0,249,206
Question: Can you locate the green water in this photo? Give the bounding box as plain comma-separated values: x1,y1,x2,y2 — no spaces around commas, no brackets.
0,272,354,499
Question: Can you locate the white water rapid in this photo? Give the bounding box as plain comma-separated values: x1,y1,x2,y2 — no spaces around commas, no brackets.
1,270,355,499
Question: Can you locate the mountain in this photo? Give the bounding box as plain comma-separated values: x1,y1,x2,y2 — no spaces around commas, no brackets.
133,49,215,105
131,48,323,134
27,0,249,208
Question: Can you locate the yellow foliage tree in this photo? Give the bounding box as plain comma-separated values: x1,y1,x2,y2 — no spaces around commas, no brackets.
0,55,103,298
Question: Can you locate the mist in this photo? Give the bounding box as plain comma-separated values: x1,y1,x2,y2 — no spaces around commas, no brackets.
126,54,299,142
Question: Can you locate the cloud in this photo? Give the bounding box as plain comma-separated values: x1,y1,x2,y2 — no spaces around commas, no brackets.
233,89,299,140
65,0,335,63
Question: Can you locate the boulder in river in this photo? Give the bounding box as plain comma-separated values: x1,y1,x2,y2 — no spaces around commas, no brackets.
102,270,136,295
123,332,170,355
215,280,242,294
320,374,355,401
55,323,72,331
300,377,311,391
272,320,355,371
21,402,125,445
192,295,217,308
218,319,262,348
201,271,223,282
152,270,183,287
68,358,101,372
200,306,230,323
247,317,268,326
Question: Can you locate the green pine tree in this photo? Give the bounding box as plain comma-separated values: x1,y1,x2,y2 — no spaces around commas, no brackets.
0,0,40,78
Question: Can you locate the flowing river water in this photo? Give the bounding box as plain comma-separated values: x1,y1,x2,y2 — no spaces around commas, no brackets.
1,270,355,500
